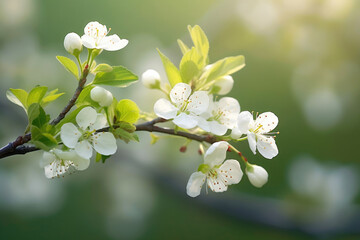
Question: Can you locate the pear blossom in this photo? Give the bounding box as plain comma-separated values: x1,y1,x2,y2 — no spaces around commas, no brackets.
90,86,113,107
41,149,90,179
153,83,209,129
197,97,240,136
64,32,83,55
213,75,234,95
245,163,268,188
81,21,128,51
141,69,161,89
186,141,243,197
235,111,279,159
60,107,117,159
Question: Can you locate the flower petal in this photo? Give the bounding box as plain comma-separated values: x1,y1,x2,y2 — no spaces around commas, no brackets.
92,132,117,156
237,111,253,134
204,141,228,167
208,121,228,136
186,172,206,197
70,152,90,171
216,97,240,128
41,151,56,168
207,176,228,193
219,160,243,185
197,116,210,132
170,83,191,105
76,107,98,130
60,123,81,148
99,35,128,51
257,135,278,159
248,132,257,155
153,98,178,120
231,127,242,139
173,113,198,129
187,91,209,115
75,140,93,159
81,35,96,49
90,114,108,131
254,112,278,133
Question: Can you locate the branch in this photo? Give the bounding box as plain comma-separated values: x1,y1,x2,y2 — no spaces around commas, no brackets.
0,117,218,159
0,66,90,159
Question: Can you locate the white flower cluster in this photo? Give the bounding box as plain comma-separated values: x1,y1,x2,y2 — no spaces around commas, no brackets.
63,21,128,55
41,88,117,178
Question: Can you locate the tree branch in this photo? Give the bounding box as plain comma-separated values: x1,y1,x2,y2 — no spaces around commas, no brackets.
0,117,218,159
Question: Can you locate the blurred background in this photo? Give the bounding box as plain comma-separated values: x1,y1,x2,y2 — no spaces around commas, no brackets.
0,0,360,239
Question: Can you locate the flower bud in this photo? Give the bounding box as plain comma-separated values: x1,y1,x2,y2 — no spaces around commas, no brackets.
141,69,161,89
64,32,83,56
90,86,113,107
179,146,187,153
245,164,268,188
214,75,234,95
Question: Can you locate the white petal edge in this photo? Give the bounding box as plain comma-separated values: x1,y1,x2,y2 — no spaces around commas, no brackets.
187,91,209,115
255,112,278,133
76,107,98,130
219,160,243,185
81,35,96,49
60,123,81,148
208,121,228,136
257,135,278,159
248,132,257,155
186,172,206,197
92,132,117,156
237,111,253,134
100,35,128,51
173,113,198,129
75,140,93,159
153,98,178,120
170,83,191,105
204,141,228,167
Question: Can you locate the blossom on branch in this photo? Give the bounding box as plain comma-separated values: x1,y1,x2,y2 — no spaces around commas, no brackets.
186,141,243,197
154,83,209,129
81,21,128,51
60,107,117,159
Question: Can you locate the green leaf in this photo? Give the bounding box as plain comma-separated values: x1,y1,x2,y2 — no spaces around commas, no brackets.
157,49,182,87
27,103,41,125
113,128,139,143
41,89,64,107
202,55,245,83
56,56,79,79
6,88,28,111
177,39,190,55
188,25,209,62
179,47,203,83
27,86,48,107
116,99,140,124
95,153,111,163
92,64,113,74
31,126,57,151
117,121,136,133
92,66,138,87
30,104,48,128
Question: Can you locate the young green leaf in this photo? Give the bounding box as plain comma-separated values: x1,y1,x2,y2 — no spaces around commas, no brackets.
116,99,140,124
6,88,28,111
31,126,57,151
157,49,182,87
92,64,113,74
41,89,64,107
27,86,48,108
113,128,139,143
95,153,111,163
56,56,79,80
177,39,190,55
76,85,99,107
92,66,138,87
179,47,203,83
202,55,245,83
188,25,209,62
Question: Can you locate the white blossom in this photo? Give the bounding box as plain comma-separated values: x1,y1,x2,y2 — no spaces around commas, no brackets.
60,107,117,159
141,69,161,88
154,83,209,129
90,86,113,107
81,21,128,51
197,97,240,136
64,32,83,55
245,164,268,188
41,149,90,179
186,141,243,197
235,111,279,159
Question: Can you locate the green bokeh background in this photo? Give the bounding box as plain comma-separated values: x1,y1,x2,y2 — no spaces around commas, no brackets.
0,0,359,239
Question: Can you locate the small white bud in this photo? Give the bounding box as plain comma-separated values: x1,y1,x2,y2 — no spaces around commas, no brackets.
246,164,268,188
231,127,242,139
141,69,161,89
64,32,83,56
214,75,234,95
90,86,113,107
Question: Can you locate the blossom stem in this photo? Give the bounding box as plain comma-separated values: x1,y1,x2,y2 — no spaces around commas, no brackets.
228,144,248,163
